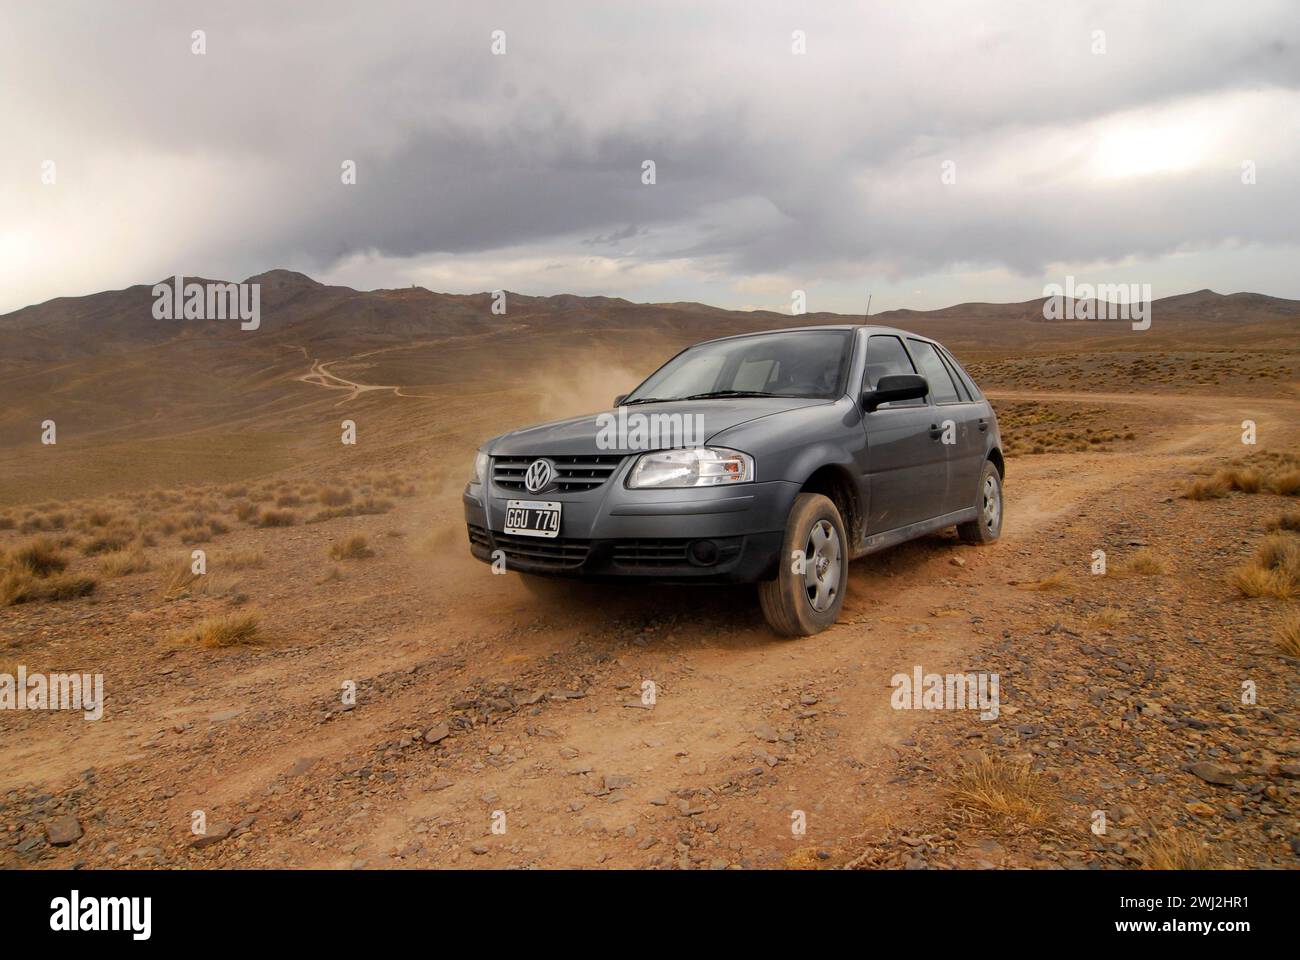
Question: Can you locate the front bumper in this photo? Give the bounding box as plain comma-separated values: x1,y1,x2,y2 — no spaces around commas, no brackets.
462,470,799,583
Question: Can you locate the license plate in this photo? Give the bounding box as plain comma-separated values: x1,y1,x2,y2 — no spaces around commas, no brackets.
503,499,562,538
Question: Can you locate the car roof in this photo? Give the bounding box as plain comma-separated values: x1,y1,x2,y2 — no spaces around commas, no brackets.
693,324,934,346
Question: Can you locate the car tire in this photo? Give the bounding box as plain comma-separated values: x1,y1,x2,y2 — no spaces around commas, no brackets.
957,460,1003,545
758,493,848,637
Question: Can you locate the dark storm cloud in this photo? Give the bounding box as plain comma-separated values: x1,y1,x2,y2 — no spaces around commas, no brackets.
2,0,1298,311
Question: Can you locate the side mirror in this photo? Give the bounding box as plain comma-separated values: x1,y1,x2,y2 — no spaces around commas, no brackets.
862,374,928,412
613,394,628,407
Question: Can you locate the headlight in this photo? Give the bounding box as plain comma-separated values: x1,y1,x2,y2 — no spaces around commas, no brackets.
470,450,489,485
627,447,754,489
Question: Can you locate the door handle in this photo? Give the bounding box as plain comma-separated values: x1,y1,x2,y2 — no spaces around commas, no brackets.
978,418,988,432
929,424,943,440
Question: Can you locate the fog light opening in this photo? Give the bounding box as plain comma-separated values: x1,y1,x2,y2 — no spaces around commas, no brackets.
688,539,720,566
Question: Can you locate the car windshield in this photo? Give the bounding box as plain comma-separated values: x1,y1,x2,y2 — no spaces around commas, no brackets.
624,330,852,403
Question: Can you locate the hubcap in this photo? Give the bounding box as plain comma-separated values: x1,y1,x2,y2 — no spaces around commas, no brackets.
804,519,842,613
982,474,1001,531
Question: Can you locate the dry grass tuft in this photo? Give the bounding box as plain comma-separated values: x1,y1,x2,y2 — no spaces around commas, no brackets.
1270,469,1300,496
1109,549,1166,577
1227,534,1300,599
1,569,96,605
174,612,261,649
950,753,1053,827
328,535,374,561
1142,828,1221,870
82,533,132,556
1274,608,1300,658
1025,570,1070,591
1182,476,1229,500
223,549,266,570
317,486,354,507
1266,510,1300,532
258,509,298,528
1089,606,1127,630
99,548,152,578
1215,467,1263,493
9,537,68,577
158,557,242,600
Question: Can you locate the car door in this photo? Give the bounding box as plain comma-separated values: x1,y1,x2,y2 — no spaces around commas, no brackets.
905,338,983,515
860,334,947,534
936,343,993,512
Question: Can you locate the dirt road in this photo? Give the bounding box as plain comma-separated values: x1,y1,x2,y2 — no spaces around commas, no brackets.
3,389,1297,869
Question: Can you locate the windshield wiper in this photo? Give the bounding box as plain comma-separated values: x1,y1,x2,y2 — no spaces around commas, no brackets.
680,390,791,400
622,396,673,405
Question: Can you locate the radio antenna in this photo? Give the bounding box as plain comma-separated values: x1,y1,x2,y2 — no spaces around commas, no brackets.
865,293,872,318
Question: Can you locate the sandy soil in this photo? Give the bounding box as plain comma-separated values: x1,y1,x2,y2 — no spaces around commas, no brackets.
2,380,1296,870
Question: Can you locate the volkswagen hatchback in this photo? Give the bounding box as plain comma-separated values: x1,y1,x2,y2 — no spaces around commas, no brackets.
465,326,1003,635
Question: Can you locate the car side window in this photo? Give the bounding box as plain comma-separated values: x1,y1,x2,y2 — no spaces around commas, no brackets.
939,345,982,400
906,339,961,404
863,335,924,407
936,350,971,401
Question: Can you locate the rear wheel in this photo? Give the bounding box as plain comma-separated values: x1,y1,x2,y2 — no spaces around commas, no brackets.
957,460,1003,544
758,493,848,636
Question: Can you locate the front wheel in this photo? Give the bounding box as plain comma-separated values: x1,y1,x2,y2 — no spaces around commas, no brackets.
758,493,848,637
957,460,1003,544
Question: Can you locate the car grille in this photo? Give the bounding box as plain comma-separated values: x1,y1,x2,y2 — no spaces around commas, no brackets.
612,538,692,567
492,454,624,493
468,525,590,569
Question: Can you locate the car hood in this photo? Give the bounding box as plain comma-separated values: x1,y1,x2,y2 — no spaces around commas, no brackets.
485,397,832,456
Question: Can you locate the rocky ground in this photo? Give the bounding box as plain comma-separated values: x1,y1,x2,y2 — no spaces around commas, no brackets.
1,389,1297,870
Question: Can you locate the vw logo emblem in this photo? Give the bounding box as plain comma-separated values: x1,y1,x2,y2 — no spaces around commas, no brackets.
523,458,554,494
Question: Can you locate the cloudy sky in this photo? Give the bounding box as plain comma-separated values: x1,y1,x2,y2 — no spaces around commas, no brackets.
2,0,1298,315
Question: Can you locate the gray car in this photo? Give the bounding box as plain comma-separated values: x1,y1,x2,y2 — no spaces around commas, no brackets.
464,325,1004,635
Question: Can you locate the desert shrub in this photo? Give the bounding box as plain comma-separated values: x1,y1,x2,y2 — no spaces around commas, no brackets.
1089,606,1126,630
1271,469,1300,496
328,535,374,561
174,612,261,649
99,548,152,578
1182,477,1229,500
1227,534,1300,599
1026,570,1069,590
950,753,1052,828
276,493,302,508
1,568,95,605
223,549,266,570
1267,511,1300,532
82,533,131,556
309,507,354,523
317,486,354,507
1142,828,1220,870
1275,609,1300,658
1214,467,1262,493
258,509,298,528
234,501,259,523
9,538,68,577
81,508,117,528
353,497,394,516
1109,549,1165,577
